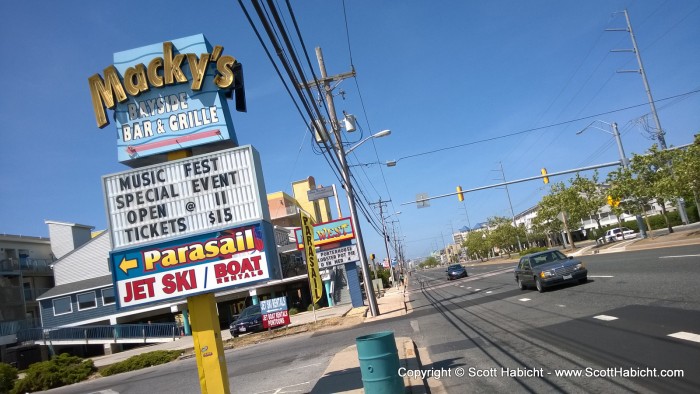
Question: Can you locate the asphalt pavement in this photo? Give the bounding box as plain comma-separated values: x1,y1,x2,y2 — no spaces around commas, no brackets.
45,224,699,393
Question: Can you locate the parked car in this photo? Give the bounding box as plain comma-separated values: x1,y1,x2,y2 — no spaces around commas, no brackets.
514,250,587,293
597,227,636,244
446,264,468,280
229,304,263,337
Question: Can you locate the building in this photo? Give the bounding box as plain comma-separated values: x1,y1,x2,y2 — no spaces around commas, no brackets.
16,176,362,359
0,233,56,357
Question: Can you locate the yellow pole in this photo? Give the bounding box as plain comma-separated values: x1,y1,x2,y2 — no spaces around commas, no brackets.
167,150,229,394
188,293,230,394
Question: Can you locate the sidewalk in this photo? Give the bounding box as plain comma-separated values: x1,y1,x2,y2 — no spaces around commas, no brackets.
311,285,425,393
89,303,353,368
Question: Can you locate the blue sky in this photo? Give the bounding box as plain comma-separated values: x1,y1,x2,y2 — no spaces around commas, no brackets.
1,1,698,262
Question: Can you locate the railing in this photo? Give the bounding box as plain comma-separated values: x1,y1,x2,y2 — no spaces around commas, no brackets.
23,287,52,302
17,323,179,343
0,319,40,337
0,258,53,273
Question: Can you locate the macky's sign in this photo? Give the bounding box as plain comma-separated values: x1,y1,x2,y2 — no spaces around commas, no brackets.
88,34,246,166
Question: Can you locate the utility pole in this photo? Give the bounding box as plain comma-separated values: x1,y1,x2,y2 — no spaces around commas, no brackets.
607,9,689,225
301,47,379,317
497,162,523,251
371,198,393,279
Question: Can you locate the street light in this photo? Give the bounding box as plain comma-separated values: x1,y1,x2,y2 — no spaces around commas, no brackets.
577,120,647,238
345,129,391,154
335,130,390,318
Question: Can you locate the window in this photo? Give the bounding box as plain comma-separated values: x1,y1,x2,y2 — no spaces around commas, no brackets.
77,292,96,310
53,297,72,316
102,287,115,305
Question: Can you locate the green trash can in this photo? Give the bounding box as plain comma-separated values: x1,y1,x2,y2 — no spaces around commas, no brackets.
356,331,405,393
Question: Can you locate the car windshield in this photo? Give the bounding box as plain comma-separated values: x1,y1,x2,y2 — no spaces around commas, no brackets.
530,251,567,267
448,265,462,270
239,305,260,317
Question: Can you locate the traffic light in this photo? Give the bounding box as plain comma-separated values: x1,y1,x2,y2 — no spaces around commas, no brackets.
607,196,620,207
456,185,464,201
370,253,375,261
541,168,549,184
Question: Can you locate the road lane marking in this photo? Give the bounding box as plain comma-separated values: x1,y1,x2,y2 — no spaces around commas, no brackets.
659,254,700,259
668,331,700,343
593,315,618,321
254,381,310,394
410,320,420,333
556,304,566,308
286,363,321,371
467,287,471,289
486,291,492,294
589,275,614,278
474,289,481,291
518,298,531,302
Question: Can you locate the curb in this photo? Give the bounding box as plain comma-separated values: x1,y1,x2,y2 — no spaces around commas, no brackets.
402,339,426,393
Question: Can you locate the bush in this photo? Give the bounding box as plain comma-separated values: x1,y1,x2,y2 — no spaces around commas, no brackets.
0,363,18,394
519,247,548,256
288,307,299,316
100,350,181,377
11,353,95,393
306,303,320,312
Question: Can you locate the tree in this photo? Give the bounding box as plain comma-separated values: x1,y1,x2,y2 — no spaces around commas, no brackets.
487,216,524,257
462,230,491,261
419,256,439,269
607,165,654,236
668,135,700,218
627,145,677,232
570,172,607,231
537,181,584,250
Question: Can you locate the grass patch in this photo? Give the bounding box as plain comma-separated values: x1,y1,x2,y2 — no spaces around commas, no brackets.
100,350,182,377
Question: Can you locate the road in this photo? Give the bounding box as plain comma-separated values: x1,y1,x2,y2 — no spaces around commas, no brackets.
410,244,700,393
44,244,699,393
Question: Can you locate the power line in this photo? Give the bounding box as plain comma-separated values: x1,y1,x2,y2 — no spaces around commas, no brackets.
390,88,700,164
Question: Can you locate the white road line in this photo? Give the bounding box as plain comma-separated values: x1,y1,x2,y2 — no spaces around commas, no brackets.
286,363,321,371
660,254,700,259
518,298,531,302
460,285,464,287
486,291,492,294
556,304,566,308
589,275,614,278
410,320,420,333
668,331,700,343
474,289,481,291
254,382,310,394
467,287,472,289
593,315,618,321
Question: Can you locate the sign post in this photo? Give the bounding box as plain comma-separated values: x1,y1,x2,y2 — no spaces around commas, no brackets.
300,212,322,321
93,34,268,394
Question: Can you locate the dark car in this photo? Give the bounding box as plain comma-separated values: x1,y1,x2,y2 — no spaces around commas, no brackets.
514,250,587,293
446,264,468,280
229,304,263,337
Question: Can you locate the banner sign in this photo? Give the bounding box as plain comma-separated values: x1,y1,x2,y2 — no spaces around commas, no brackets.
260,296,290,329
294,217,355,250
300,212,323,304
103,145,268,250
317,245,359,269
109,221,279,309
89,34,246,166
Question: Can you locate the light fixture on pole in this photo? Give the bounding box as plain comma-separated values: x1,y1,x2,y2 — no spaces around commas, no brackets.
346,129,391,154
577,120,647,238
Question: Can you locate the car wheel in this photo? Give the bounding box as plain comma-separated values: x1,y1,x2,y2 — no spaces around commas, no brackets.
579,276,588,284
517,278,526,290
535,277,545,293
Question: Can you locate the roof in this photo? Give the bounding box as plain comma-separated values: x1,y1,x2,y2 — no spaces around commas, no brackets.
36,275,113,300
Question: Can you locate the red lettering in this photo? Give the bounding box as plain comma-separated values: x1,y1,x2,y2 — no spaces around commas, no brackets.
162,274,176,294
226,260,241,275
124,277,156,303
250,255,261,270
214,263,227,278
241,258,254,273
175,270,196,291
